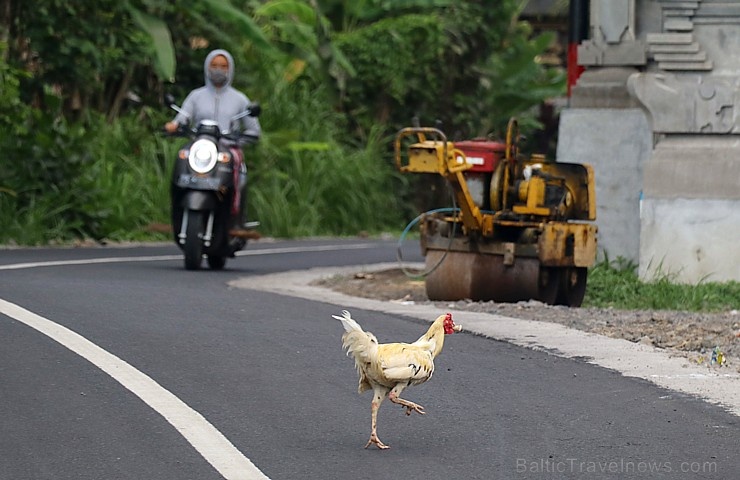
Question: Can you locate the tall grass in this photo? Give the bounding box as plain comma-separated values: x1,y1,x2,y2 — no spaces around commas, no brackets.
248,81,404,237
584,256,740,312
87,115,176,241
251,130,403,237
0,195,77,245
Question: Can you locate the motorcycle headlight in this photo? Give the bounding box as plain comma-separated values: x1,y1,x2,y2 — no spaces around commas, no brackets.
188,139,218,173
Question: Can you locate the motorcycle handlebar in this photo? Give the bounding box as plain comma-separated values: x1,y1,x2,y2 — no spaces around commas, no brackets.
159,128,259,146
160,126,191,137
226,133,259,145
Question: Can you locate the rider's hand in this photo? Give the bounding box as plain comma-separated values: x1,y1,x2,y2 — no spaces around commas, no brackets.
164,121,179,133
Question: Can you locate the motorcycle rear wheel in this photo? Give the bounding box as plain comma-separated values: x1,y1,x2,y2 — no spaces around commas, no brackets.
184,210,204,270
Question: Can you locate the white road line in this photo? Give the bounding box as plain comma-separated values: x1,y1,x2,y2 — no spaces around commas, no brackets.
0,242,379,271
0,255,182,270
0,299,270,480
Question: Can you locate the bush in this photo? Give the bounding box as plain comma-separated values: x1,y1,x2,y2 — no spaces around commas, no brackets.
0,56,102,243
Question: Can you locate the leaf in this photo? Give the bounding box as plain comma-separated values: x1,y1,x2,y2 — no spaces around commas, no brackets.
326,41,356,78
200,0,273,51
127,7,176,82
349,0,454,22
283,58,307,83
256,0,317,25
287,141,331,151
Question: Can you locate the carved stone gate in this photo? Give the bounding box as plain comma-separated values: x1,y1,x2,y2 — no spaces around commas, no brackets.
558,0,740,282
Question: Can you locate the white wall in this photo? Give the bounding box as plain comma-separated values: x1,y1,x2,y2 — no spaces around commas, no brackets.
640,198,740,283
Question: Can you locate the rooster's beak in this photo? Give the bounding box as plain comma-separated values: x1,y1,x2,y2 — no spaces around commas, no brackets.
453,324,462,332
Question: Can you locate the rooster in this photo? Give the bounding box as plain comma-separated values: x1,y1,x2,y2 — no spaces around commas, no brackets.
332,310,462,449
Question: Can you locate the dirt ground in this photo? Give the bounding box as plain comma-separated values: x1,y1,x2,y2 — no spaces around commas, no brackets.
316,268,740,371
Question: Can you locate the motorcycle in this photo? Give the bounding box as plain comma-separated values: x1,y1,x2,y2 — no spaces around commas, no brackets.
165,102,261,270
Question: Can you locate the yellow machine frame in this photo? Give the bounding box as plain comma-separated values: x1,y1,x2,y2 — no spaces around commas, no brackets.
394,119,598,306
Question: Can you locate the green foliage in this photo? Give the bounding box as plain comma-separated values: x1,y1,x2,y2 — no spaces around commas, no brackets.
249,0,356,104
248,80,403,237
460,26,566,137
334,13,447,129
251,139,402,237
82,111,175,241
0,107,175,245
319,0,454,29
327,1,562,140
0,75,104,243
0,42,28,162
127,6,176,82
0,38,173,245
11,1,152,116
197,0,272,50
584,257,740,312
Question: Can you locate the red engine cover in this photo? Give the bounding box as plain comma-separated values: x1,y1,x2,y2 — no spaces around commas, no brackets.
455,139,505,173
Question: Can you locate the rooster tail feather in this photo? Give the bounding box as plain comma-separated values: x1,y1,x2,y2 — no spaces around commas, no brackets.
331,310,363,334
342,330,379,389
333,311,379,370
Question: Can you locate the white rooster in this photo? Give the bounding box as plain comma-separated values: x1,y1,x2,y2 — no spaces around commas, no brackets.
332,310,462,449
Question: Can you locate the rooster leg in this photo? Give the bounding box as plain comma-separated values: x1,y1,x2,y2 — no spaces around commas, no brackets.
365,388,390,449
388,383,425,416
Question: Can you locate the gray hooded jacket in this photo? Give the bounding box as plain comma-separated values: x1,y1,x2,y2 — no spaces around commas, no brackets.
173,49,261,141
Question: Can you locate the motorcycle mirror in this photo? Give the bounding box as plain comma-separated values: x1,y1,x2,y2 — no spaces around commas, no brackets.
126,91,143,106
170,104,190,118
164,92,176,106
230,103,261,123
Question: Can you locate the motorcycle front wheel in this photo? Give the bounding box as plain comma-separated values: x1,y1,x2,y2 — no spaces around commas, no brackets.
184,210,204,270
207,255,226,270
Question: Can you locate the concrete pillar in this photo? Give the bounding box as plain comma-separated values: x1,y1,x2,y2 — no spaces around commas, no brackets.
558,107,650,264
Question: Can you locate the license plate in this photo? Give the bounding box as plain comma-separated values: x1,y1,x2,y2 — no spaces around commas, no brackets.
176,174,220,190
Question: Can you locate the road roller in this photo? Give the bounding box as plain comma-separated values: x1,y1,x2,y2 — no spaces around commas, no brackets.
394,119,597,307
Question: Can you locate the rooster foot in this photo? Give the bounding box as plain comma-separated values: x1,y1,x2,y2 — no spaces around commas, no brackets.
364,433,390,450
403,402,426,416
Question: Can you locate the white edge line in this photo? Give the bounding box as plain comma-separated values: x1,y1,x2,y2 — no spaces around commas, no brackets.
0,299,270,480
0,243,380,271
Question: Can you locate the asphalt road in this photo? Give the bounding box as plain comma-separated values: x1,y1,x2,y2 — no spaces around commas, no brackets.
0,239,737,479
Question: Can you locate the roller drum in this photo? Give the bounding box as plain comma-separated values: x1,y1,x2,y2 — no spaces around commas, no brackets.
424,250,560,304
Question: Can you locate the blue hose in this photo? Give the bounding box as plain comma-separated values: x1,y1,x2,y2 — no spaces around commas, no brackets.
396,207,460,279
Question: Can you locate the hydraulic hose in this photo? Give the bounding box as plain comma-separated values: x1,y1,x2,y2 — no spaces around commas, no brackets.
396,207,459,279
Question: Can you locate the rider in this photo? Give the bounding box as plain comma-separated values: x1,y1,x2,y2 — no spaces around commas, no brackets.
165,48,261,231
